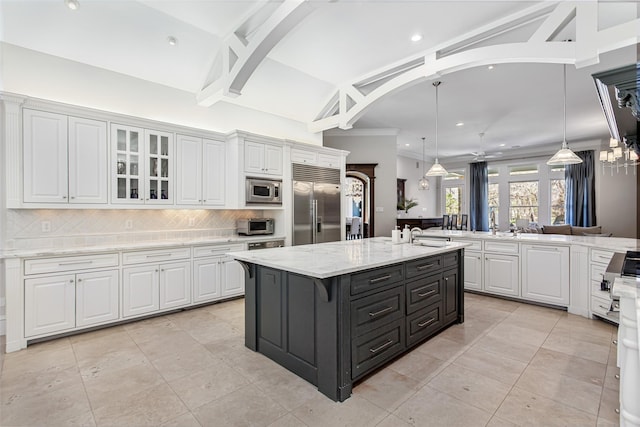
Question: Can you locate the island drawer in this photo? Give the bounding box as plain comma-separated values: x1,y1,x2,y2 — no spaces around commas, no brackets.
405,255,442,279
484,241,519,254
193,243,244,258
24,253,119,275
352,319,405,379
122,247,191,265
443,251,459,269
406,273,441,315
351,264,404,295
591,295,615,319
406,302,442,347
351,286,404,337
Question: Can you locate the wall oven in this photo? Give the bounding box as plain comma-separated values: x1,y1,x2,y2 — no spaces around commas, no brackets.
246,177,282,205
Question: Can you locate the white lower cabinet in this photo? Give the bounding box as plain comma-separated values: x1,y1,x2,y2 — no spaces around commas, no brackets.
25,269,119,337
193,243,245,303
123,261,191,317
521,244,569,305
484,253,519,297
463,251,483,290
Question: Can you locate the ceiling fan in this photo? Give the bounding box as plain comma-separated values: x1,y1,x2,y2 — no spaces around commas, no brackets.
468,132,502,162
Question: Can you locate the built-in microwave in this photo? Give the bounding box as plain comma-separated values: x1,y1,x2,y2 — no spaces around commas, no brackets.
237,218,275,235
246,177,282,205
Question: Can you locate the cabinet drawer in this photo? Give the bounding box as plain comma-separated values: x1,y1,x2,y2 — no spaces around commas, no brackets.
453,239,482,251
484,241,519,254
591,249,614,264
443,251,459,269
291,149,317,164
352,319,404,379
25,253,119,275
591,263,606,283
193,243,244,258
591,281,611,300
406,302,443,347
591,295,614,318
351,264,404,295
405,255,442,279
351,286,404,337
122,247,190,265
406,273,441,315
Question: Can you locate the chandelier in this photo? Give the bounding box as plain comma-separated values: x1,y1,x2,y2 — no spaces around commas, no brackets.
345,178,363,203
600,137,639,175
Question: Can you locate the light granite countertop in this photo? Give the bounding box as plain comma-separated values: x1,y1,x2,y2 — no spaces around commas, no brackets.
421,229,640,252
0,235,286,259
227,236,469,279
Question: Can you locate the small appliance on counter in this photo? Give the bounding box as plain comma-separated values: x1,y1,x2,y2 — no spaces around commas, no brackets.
245,177,282,205
237,218,275,235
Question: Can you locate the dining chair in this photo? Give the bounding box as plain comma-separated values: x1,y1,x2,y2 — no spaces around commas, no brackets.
459,214,468,230
441,214,450,230
449,214,458,230
349,217,361,240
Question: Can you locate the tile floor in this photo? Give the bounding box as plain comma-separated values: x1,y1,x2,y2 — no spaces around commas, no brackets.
0,293,620,426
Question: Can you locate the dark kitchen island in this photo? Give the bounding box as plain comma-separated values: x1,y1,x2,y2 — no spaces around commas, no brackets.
228,237,467,401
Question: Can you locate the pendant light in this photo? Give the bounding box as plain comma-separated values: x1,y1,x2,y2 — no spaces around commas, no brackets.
426,81,448,176
418,137,430,190
546,64,583,166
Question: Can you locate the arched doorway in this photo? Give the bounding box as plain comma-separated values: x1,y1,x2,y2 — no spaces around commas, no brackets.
346,163,377,237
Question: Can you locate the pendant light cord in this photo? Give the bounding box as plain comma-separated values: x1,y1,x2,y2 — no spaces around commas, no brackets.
434,81,440,160
422,137,426,174
563,64,566,144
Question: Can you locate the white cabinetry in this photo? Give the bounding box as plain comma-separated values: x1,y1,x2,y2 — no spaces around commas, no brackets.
112,125,174,204
521,244,569,305
244,141,283,176
291,147,342,169
589,249,617,322
484,253,519,296
122,247,191,318
463,251,483,290
23,109,107,204
193,243,245,303
24,268,118,337
176,134,225,206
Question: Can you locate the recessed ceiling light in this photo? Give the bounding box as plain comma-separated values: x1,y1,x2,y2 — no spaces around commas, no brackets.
167,36,178,46
405,143,410,147
487,65,495,70
455,122,464,127
65,0,79,10
499,143,506,147
411,33,422,42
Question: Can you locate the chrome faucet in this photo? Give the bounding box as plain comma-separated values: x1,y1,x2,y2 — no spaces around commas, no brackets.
489,209,497,235
410,227,423,243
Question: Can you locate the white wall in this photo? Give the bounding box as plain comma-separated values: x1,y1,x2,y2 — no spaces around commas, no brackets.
396,155,437,218
324,130,397,237
0,42,322,146
596,159,637,238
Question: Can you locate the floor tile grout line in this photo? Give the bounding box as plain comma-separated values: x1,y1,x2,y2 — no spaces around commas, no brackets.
68,337,99,427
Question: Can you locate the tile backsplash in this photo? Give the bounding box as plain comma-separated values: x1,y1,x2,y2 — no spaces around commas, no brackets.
5,209,263,250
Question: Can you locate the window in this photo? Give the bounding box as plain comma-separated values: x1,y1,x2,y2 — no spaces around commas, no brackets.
445,186,463,216
550,179,565,224
509,164,538,176
509,181,538,224
488,183,499,226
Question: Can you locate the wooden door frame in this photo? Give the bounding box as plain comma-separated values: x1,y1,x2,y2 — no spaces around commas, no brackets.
346,163,377,237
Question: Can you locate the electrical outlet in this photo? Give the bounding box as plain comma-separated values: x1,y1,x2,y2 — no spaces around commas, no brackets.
188,217,195,227
125,219,133,230
41,221,51,232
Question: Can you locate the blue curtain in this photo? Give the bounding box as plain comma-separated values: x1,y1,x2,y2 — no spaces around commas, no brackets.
469,161,489,231
565,150,596,226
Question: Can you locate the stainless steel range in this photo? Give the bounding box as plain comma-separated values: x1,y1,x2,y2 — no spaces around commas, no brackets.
600,251,639,324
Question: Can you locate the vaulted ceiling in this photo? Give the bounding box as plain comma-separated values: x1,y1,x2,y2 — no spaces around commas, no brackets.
1,1,638,161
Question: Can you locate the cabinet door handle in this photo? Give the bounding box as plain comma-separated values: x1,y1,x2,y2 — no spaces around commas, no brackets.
146,253,171,258
369,339,394,354
155,269,159,273
59,260,93,266
612,340,617,345
69,279,74,283
77,278,82,282
369,274,391,284
599,305,610,310
416,263,435,271
418,318,436,328
368,306,394,318
212,248,231,252
62,195,67,199
417,289,436,298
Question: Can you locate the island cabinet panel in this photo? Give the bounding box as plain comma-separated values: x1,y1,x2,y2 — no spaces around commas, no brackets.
242,248,464,402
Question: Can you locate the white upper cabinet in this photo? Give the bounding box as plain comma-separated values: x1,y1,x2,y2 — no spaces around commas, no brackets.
176,134,225,206
244,141,283,176
23,110,107,204
112,125,173,204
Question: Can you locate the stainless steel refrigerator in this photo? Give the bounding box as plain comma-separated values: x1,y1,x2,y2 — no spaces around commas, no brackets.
292,164,342,246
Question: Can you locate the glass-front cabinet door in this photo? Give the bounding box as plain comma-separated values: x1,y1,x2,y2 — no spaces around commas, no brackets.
112,124,144,204
145,130,173,204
